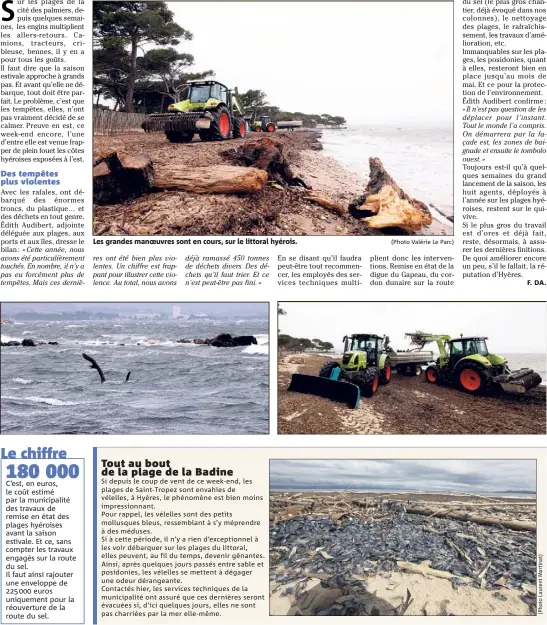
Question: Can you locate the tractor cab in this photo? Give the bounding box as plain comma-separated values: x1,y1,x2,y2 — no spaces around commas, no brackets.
168,80,236,113
447,337,489,367
343,334,385,369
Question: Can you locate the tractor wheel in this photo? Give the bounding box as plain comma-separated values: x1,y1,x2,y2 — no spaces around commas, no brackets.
413,365,423,376
165,131,193,143
379,359,392,385
232,117,246,139
319,361,341,378
265,122,276,132
457,363,489,394
210,106,232,141
355,367,379,398
425,365,440,384
253,126,261,132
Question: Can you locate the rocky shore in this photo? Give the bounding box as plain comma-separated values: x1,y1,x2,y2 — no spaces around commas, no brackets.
270,491,536,616
1,333,257,348
93,131,451,236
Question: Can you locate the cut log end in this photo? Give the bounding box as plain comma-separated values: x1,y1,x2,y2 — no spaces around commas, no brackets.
93,149,155,205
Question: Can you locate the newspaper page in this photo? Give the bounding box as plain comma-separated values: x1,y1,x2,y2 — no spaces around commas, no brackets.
0,0,545,623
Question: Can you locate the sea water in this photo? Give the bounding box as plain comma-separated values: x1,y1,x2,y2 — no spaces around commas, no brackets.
320,125,453,224
1,317,269,435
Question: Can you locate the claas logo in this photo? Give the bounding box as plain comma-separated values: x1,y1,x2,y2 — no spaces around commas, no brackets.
2,0,14,21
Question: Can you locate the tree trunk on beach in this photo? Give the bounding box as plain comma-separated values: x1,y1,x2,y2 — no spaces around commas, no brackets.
154,165,268,194
221,137,309,188
93,149,155,205
404,505,536,532
349,157,433,233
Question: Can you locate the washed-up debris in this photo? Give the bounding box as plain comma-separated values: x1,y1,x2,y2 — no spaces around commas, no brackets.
348,157,433,232
270,492,536,616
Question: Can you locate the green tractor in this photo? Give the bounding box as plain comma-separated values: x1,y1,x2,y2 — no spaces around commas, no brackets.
247,110,276,133
142,80,247,143
288,334,392,408
408,333,543,395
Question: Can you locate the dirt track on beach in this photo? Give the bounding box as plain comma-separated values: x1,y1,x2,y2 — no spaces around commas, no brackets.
277,353,546,435
93,131,451,236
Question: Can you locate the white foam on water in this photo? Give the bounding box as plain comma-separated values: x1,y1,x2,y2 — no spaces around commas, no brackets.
13,378,32,385
1,396,77,406
243,343,269,356
1,334,22,342
26,396,78,406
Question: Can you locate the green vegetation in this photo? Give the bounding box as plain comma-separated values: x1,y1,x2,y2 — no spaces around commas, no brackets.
93,2,345,125
278,334,334,353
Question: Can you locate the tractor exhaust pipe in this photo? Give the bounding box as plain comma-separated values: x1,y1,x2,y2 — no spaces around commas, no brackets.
493,368,542,394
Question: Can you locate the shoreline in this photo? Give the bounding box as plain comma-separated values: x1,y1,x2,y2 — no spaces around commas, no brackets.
93,130,452,236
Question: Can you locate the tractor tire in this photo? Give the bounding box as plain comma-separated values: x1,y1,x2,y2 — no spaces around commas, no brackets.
165,131,193,143
253,126,261,132
210,106,232,141
413,365,423,376
379,358,392,385
232,117,246,139
355,367,379,398
319,361,341,378
265,122,276,132
425,365,440,384
456,362,490,394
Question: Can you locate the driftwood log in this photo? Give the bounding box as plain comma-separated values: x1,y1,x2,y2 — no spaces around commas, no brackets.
154,165,267,194
83,353,106,383
304,194,345,216
397,561,473,584
93,149,155,205
221,137,309,188
349,157,433,233
405,505,536,532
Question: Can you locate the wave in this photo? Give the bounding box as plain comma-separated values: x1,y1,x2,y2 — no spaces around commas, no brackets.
1,334,22,343
243,343,269,356
13,378,32,385
1,395,78,406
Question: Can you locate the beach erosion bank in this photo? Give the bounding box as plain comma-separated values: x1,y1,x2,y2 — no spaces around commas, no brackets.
93,129,453,236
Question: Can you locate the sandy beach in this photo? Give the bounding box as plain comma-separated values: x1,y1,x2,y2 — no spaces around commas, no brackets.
269,490,536,616
278,353,546,435
93,131,452,237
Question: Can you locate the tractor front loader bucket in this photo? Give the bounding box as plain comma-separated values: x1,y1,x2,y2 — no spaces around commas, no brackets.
493,368,542,394
288,373,360,408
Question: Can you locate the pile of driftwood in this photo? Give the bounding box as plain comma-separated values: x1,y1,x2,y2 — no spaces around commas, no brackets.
93,138,433,233
269,491,536,532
